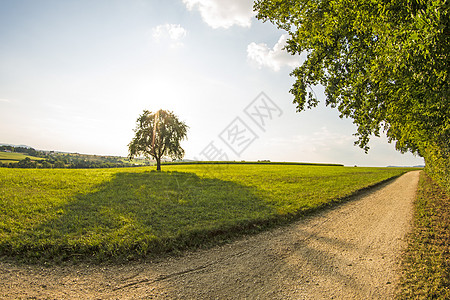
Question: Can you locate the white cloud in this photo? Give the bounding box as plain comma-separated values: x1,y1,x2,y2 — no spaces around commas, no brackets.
152,24,187,47
0,99,12,103
183,0,254,29
247,34,304,71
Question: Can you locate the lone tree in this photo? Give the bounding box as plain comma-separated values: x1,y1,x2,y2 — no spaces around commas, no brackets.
254,0,449,191
128,109,188,171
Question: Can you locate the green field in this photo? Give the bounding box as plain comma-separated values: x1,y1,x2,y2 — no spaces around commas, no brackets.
0,152,44,163
397,172,450,299
0,164,413,261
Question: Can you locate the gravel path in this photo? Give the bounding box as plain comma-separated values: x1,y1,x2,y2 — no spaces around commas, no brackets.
0,171,420,299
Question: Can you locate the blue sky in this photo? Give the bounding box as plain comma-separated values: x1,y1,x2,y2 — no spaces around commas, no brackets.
0,0,424,166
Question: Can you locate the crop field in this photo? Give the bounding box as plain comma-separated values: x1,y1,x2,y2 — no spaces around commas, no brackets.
0,152,44,163
0,164,414,261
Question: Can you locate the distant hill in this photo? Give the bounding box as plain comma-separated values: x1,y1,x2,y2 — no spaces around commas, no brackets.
0,144,150,168
0,143,32,148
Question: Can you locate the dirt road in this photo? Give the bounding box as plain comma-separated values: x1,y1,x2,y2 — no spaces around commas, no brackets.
0,171,420,299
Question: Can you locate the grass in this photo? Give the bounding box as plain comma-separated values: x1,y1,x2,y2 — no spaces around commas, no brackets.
397,172,450,299
0,152,44,163
0,164,412,262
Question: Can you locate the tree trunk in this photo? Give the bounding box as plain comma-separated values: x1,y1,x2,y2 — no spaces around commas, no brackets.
156,157,161,171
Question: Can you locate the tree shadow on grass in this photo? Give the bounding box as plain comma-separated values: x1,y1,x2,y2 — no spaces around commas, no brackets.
12,171,276,262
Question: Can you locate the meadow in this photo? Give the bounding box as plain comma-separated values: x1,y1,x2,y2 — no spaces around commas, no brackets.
0,152,44,163
0,164,413,261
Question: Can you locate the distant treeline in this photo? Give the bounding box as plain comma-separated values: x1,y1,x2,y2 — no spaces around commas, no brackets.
164,161,344,167
0,146,147,169
0,157,133,169
1,146,345,169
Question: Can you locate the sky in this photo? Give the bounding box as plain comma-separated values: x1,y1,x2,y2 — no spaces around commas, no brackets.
0,0,424,167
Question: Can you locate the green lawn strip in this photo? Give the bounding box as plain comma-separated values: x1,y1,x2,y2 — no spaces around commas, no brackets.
0,165,411,262
165,164,411,214
397,172,450,299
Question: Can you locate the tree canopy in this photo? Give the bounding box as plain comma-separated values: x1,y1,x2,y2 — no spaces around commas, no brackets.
254,0,449,190
128,109,188,171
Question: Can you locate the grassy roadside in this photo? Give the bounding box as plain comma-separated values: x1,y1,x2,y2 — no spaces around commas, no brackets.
397,172,450,299
0,165,412,262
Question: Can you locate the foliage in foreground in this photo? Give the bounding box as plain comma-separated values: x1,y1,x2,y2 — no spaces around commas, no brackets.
254,0,449,193
397,172,449,299
0,165,411,262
